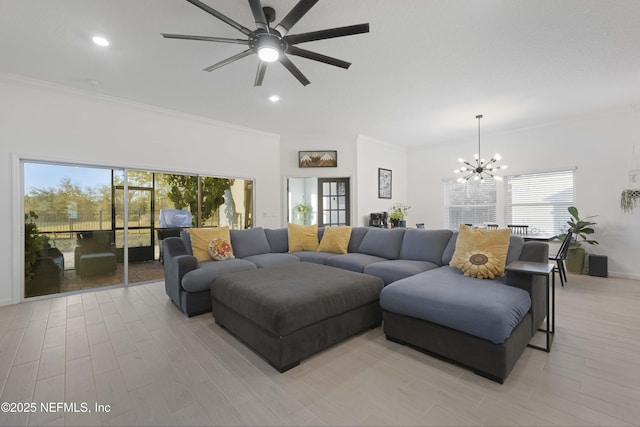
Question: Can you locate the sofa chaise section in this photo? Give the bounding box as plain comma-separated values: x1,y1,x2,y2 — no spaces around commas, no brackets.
380,238,549,383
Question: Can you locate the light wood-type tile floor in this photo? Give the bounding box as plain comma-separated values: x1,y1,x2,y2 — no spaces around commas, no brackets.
1,272,639,426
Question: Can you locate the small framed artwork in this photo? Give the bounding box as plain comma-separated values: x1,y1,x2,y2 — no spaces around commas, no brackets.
378,168,392,199
298,151,338,168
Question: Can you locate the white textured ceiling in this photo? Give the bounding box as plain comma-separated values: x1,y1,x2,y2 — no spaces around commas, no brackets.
0,0,639,146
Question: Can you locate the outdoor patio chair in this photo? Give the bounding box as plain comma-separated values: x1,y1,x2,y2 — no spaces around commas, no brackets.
75,231,117,279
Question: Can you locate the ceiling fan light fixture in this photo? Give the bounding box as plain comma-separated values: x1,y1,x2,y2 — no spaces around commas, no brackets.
254,32,282,62
258,46,280,62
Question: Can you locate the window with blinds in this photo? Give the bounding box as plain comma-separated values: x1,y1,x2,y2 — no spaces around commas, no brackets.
443,178,497,230
504,170,575,233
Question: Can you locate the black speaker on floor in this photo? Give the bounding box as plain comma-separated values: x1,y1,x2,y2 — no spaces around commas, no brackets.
588,255,608,278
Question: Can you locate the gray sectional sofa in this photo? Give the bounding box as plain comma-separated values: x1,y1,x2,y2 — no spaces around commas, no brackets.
163,226,548,382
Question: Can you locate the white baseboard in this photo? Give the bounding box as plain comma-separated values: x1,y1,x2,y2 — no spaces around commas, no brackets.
607,271,640,280
0,297,16,307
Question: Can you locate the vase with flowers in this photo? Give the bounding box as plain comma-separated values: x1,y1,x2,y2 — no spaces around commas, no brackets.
389,203,410,228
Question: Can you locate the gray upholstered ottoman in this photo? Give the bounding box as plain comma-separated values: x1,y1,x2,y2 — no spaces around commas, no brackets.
211,262,384,372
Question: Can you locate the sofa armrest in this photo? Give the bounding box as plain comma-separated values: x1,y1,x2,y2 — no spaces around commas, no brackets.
505,241,549,332
163,237,198,302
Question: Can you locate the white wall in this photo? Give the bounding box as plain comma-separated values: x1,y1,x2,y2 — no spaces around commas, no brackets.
356,135,408,227
0,75,281,305
408,107,640,278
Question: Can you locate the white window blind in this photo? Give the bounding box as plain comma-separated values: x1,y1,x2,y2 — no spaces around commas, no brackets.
504,169,575,233
443,178,496,230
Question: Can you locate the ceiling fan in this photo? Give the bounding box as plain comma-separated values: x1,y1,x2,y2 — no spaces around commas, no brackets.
162,0,370,86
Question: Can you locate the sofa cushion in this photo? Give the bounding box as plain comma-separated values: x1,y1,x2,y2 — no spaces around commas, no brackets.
230,228,271,258
182,259,256,293
242,253,300,268
292,251,336,265
348,227,369,253
288,223,319,252
188,227,232,262
441,232,458,265
450,225,511,279
505,235,525,265
180,230,193,255
325,253,386,273
317,226,352,254
265,228,289,253
363,259,440,286
399,229,453,265
358,228,405,259
380,267,531,344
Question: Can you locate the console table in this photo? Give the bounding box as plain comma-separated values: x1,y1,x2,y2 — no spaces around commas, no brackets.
505,260,555,352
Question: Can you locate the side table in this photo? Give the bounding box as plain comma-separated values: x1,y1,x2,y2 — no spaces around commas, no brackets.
505,260,555,352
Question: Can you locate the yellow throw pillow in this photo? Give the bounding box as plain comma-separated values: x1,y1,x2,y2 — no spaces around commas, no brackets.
189,227,233,262
450,225,511,279
317,226,352,254
288,223,319,252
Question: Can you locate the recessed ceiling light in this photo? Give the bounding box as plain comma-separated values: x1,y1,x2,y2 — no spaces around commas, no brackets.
92,36,110,47
268,95,280,103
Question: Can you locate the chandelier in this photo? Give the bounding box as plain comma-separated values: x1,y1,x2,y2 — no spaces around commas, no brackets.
455,114,507,183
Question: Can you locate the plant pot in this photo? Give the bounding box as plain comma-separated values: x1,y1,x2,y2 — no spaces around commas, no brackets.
398,220,407,228
566,247,586,274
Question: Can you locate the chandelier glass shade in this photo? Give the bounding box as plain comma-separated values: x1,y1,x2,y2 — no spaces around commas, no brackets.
454,114,507,183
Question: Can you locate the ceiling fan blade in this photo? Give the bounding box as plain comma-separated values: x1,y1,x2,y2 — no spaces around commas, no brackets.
254,61,267,86
286,23,370,45
274,0,319,36
185,0,252,36
162,34,249,45
279,55,310,86
287,46,351,69
203,49,254,72
248,0,269,31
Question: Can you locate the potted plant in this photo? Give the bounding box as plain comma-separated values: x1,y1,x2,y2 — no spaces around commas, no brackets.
389,204,410,228
24,211,49,281
561,206,598,273
293,203,311,225
620,189,640,213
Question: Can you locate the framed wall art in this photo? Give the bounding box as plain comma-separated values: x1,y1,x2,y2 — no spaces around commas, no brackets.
298,151,337,168
378,168,392,199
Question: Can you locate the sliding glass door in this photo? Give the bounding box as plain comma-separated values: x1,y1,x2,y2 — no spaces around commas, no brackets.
22,160,255,299
24,162,125,297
